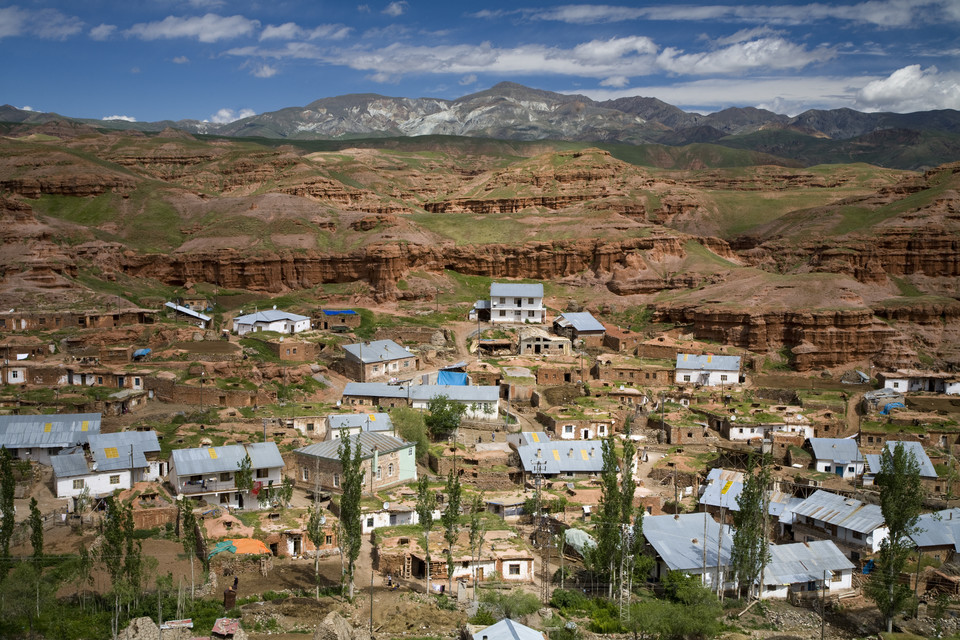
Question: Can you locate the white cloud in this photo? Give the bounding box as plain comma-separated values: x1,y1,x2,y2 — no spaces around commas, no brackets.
383,1,408,17
251,63,277,78
600,76,629,87
357,4,371,13
0,6,83,40
173,56,190,64
89,24,116,41
260,22,352,41
459,74,477,85
19,105,36,111
854,65,960,112
657,37,836,75
102,115,137,122
188,0,226,7
260,22,303,41
207,108,256,124
127,14,259,43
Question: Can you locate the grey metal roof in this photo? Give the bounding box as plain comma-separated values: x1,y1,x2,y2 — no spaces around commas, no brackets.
171,442,283,476
516,432,552,447
910,508,960,549
674,353,741,372
234,310,309,325
342,340,415,364
885,441,938,478
700,468,796,516
296,432,413,461
516,441,604,475
644,512,733,572
164,302,211,322
342,383,500,404
476,619,544,640
0,413,101,449
809,438,863,464
764,541,854,586
490,282,543,298
791,490,885,534
88,431,160,471
51,451,91,479
327,413,394,433
555,312,605,333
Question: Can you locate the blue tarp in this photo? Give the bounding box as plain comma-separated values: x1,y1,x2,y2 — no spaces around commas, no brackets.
437,371,468,386
881,402,906,415
133,348,151,358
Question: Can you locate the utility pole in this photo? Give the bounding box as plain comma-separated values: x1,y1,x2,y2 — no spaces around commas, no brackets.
820,569,826,640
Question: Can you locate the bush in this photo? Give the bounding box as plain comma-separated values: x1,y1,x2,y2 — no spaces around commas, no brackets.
469,608,496,626
550,588,588,613
480,588,541,620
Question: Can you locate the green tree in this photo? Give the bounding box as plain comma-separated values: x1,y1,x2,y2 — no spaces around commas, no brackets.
730,456,770,599
306,502,327,600
416,475,437,595
180,500,199,599
467,493,486,604
624,600,665,640
337,435,363,598
424,395,467,440
235,453,254,496
28,497,42,560
100,495,144,613
441,470,463,594
0,447,14,568
479,587,541,620
866,442,924,633
391,407,429,461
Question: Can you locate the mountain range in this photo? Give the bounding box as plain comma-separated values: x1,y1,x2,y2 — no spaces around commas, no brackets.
4,82,960,170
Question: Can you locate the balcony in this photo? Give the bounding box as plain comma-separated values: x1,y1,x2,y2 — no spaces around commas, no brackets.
179,477,236,495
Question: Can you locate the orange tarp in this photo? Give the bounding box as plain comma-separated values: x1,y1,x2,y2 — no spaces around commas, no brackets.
227,538,270,555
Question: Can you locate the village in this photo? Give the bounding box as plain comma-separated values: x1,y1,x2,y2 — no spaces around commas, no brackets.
2,280,960,640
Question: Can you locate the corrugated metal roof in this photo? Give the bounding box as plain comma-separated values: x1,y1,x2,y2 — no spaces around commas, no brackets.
791,490,885,534
477,619,545,640
171,441,283,476
342,383,500,404
699,468,793,516
328,413,394,432
88,431,160,471
296,432,413,461
555,312,605,333
516,432,551,446
886,441,938,478
246,441,284,470
910,508,960,548
490,282,543,298
164,302,211,322
51,451,90,479
809,438,863,464
764,540,854,586
0,413,101,449
674,353,741,372
516,441,604,474
644,512,733,572
234,310,308,324
343,340,415,364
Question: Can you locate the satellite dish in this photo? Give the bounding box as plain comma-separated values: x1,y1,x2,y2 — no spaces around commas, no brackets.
319,515,326,525
383,501,390,510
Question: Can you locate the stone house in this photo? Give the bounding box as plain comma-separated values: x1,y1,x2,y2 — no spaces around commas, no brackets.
293,432,416,494
342,340,420,382
316,309,361,331
517,327,571,356
553,312,606,348
593,355,672,386
536,406,617,440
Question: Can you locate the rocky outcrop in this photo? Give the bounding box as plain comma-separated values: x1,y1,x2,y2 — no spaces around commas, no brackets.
424,194,595,213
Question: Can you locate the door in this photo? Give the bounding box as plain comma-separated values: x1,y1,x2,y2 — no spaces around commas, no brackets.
477,567,484,582
293,537,301,555
835,465,843,476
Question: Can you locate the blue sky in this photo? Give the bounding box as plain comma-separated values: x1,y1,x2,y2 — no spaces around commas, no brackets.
2,0,959,124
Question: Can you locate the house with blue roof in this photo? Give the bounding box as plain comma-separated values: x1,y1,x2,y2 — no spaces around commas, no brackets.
675,353,742,387
318,308,360,331
489,282,544,324
342,339,419,382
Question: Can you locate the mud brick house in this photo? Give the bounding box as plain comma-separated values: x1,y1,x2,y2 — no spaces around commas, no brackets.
536,365,581,386
517,327,571,356
342,339,419,382
317,309,361,331
606,386,646,405
0,413,101,465
553,312,606,347
653,417,711,445
293,432,416,494
232,310,310,335
769,431,807,462
489,282,545,325
169,442,285,510
0,337,49,362
863,440,946,493
264,338,315,362
0,309,154,332
602,325,644,353
593,355,672,386
536,406,617,440
910,508,960,561
791,490,888,561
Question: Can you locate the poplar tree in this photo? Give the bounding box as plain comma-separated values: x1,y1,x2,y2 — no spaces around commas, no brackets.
306,502,326,600
866,442,923,633
730,457,770,599
28,497,42,560
337,435,363,598
180,501,199,598
416,475,437,594
0,448,14,570
468,493,486,604
441,470,462,594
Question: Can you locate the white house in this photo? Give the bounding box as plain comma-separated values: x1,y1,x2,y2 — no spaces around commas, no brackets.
326,413,395,440
808,438,864,478
341,383,501,421
674,354,741,387
489,282,545,324
643,512,735,590
51,430,162,500
0,413,101,465
169,441,285,509
360,503,440,533
791,490,888,560
761,540,855,600
471,619,545,640
879,369,960,395
232,310,311,336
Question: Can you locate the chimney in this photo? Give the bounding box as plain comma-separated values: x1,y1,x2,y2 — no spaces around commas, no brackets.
536,448,541,458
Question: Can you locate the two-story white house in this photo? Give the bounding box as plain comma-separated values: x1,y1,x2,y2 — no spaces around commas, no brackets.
489,282,545,324
50,430,162,500
169,441,285,509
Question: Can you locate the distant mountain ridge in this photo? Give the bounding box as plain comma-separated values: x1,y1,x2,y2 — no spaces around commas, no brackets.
3,82,960,169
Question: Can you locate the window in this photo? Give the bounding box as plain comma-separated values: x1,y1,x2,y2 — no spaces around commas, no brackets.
720,374,728,382
220,472,231,482
376,466,382,480
256,468,269,479
683,375,691,382
73,479,84,490
508,564,520,576
292,348,297,355
325,535,332,545
598,425,606,435
499,310,506,317
403,361,409,367
528,310,535,317
97,376,103,385
10,371,18,380
109,475,120,485
134,377,141,386
388,463,394,476
499,297,505,304
528,298,534,304
514,298,521,306
852,531,863,540
333,473,340,487
220,493,229,504
564,425,573,433
307,423,315,432
893,382,900,389
367,517,374,527
408,448,413,456
847,466,855,473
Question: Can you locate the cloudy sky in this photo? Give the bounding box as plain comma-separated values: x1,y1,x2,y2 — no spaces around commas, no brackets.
2,0,959,124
